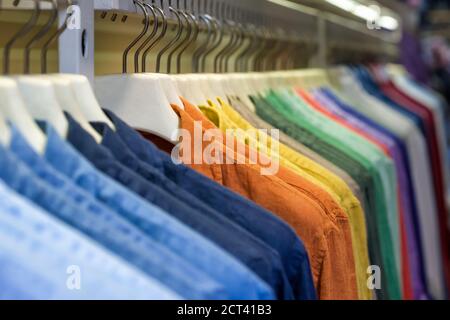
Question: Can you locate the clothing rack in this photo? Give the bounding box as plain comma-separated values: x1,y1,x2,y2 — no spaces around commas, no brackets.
0,0,402,83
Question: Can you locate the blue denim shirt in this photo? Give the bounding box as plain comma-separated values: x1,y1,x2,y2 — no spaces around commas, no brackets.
0,143,226,300
0,181,181,300
8,124,274,300
60,114,282,299
102,109,317,300
89,120,290,299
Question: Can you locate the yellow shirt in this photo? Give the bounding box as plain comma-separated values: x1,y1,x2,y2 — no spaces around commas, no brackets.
200,97,371,300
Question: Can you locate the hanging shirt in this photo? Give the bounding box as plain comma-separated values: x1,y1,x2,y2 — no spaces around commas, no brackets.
336,70,445,300
84,120,280,300
0,142,225,300
227,95,366,207
277,87,401,275
251,93,392,300
102,109,317,300
265,88,402,299
297,88,413,299
198,98,368,300
8,124,272,300
0,180,181,300
313,88,427,300
392,74,450,191
165,98,357,300
376,77,450,292
43,117,276,300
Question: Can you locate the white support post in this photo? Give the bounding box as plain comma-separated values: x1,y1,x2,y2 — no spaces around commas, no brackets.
58,0,95,83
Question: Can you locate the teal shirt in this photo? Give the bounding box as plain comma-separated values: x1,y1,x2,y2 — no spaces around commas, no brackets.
275,88,401,277
252,91,402,300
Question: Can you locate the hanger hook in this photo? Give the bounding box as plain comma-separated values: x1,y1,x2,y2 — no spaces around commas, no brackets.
166,6,191,74
176,8,198,74
217,4,238,73
253,27,271,72
3,0,41,75
142,0,168,72
123,0,149,74
223,21,244,73
133,2,158,73
233,22,249,72
199,16,221,73
264,28,284,71
237,24,257,72
247,26,266,71
24,0,58,74
155,2,183,73
215,19,237,73
39,0,73,74
192,14,212,73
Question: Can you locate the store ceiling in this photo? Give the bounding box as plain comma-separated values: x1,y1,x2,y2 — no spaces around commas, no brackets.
291,0,409,23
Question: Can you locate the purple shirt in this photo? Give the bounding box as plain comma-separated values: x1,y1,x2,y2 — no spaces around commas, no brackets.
312,88,427,299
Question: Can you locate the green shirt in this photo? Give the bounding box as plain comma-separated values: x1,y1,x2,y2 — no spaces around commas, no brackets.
252,91,401,300
276,88,400,274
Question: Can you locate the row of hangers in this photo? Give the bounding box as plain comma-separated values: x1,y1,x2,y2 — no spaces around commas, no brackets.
0,0,387,155
107,0,310,74
95,0,320,142
0,0,115,153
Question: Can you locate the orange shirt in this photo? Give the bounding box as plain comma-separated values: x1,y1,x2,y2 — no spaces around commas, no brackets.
172,98,358,299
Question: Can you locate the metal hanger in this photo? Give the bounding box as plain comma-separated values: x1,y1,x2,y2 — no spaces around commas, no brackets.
255,19,278,71
41,0,73,73
235,11,259,72
0,0,47,153
233,15,251,72
123,0,149,73
221,22,241,73
220,6,243,73
199,1,222,73
240,24,258,72
155,0,183,73
282,36,299,70
213,3,234,73
248,20,268,72
176,1,198,74
193,0,221,73
254,27,272,72
3,0,40,74
287,38,303,69
166,0,192,74
133,1,158,73
263,27,285,71
142,0,168,72
192,13,212,73
24,0,58,74
134,1,160,72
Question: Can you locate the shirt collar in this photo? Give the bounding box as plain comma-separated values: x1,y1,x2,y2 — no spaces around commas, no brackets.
90,121,139,168
102,109,165,169
64,112,114,164
36,120,93,175
8,124,42,166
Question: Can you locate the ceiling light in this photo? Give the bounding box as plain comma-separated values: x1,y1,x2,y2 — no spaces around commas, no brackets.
379,15,399,30
325,0,357,12
352,4,380,21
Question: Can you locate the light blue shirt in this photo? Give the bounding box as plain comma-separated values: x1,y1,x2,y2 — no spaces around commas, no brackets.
0,142,226,300
32,122,275,300
0,180,181,300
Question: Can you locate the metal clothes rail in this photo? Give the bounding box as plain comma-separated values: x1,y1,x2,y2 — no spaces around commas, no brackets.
0,0,402,83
